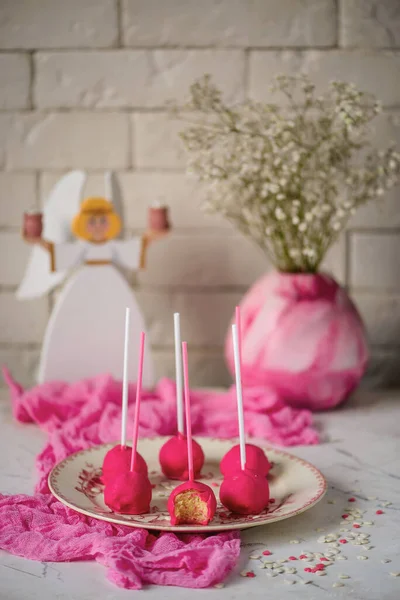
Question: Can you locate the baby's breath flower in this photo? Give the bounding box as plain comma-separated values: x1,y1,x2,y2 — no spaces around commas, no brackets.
175,74,400,272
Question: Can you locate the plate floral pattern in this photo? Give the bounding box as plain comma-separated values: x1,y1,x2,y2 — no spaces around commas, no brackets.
48,437,326,533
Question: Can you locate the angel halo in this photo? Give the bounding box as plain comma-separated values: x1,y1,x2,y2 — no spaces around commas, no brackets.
18,170,165,387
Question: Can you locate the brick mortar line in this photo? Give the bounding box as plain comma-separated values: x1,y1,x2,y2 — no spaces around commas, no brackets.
116,0,123,48
1,106,400,114
0,45,364,53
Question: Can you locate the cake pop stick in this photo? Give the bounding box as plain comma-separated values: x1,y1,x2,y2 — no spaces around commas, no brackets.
182,341,194,481
232,323,246,471
174,313,184,436
235,305,242,369
130,331,145,472
121,307,130,448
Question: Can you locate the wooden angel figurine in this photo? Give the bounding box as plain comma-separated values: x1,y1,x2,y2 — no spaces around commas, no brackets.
18,170,169,387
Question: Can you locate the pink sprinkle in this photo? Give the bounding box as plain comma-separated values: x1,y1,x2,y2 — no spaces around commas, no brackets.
376,510,384,515
262,550,272,556
339,539,347,544
246,572,255,578
353,523,361,528
349,497,356,502
320,557,329,562
211,482,219,487
311,568,318,573
269,498,275,503
315,564,325,570
299,554,307,559
342,514,349,519
304,568,312,573
151,484,156,489
288,556,297,561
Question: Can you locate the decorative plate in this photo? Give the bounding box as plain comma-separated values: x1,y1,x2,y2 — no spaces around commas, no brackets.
48,437,326,533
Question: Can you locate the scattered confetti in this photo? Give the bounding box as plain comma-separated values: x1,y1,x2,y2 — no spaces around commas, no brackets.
357,556,368,560
367,496,377,500
262,550,272,556
299,554,307,560
337,556,348,560
342,514,349,519
349,497,356,502
316,571,327,576
333,582,345,588
381,559,392,564
339,574,350,579
277,559,288,564
284,579,295,585
320,557,329,562
240,570,255,578
353,524,361,528
288,556,297,561
285,568,297,575
339,539,347,544
390,573,400,578
376,510,384,515
214,583,225,589
304,568,312,573
290,540,300,544
383,501,392,507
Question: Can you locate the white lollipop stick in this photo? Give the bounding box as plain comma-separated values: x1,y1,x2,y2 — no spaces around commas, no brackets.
232,323,246,470
174,313,184,436
120,307,130,448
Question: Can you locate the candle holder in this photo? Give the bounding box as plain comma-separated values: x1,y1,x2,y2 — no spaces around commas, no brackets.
23,210,43,238
148,205,170,232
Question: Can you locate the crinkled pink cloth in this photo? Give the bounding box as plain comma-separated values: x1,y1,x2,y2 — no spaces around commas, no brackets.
0,370,318,590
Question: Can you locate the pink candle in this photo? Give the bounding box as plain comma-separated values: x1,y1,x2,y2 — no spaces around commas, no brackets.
23,210,43,238
148,203,170,231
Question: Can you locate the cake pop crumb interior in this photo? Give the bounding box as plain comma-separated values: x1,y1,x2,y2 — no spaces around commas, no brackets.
174,489,208,524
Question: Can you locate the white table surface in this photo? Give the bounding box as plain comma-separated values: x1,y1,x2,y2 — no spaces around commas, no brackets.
1,388,399,600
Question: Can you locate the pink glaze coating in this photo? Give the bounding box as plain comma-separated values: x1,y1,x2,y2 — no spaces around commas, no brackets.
220,468,270,515
220,443,271,477
104,470,152,514
167,480,217,525
159,433,205,480
102,445,147,485
225,272,368,410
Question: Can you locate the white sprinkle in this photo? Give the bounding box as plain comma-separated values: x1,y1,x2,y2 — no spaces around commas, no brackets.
214,582,225,588
363,521,374,526
314,553,324,558
333,582,345,588
301,580,312,585
352,542,363,546
339,574,350,579
318,536,327,543
278,559,288,564
258,563,266,569
284,579,295,585
327,549,340,555
274,568,285,574
328,542,340,548
290,540,300,544
357,556,368,560
381,559,392,564
363,545,373,550
285,568,297,575
267,572,278,578
337,556,348,561
383,501,392,507
367,496,377,500
315,528,325,532
249,554,261,559
240,570,248,577
340,527,348,531
316,571,327,576
390,572,400,577
328,500,336,504
264,561,274,565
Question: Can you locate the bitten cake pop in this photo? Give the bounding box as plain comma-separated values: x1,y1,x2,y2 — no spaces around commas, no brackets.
159,313,204,480
104,331,152,514
168,342,216,526
102,308,148,485
220,322,270,515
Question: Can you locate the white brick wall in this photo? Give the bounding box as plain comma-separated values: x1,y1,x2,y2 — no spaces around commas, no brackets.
0,0,399,389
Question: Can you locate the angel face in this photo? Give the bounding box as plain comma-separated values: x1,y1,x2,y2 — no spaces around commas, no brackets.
72,197,121,242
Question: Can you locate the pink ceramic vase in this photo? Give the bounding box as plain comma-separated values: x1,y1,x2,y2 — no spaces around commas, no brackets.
225,272,368,410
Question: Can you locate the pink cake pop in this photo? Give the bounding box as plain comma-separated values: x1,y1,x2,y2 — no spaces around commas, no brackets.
102,309,147,485
159,313,204,480
220,443,270,478
104,331,152,514
220,308,270,478
220,322,270,515
168,342,216,526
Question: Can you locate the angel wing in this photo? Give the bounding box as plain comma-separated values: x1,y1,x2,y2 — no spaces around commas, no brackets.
17,171,86,299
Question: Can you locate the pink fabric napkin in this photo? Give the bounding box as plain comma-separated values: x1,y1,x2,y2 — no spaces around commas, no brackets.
0,369,318,589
